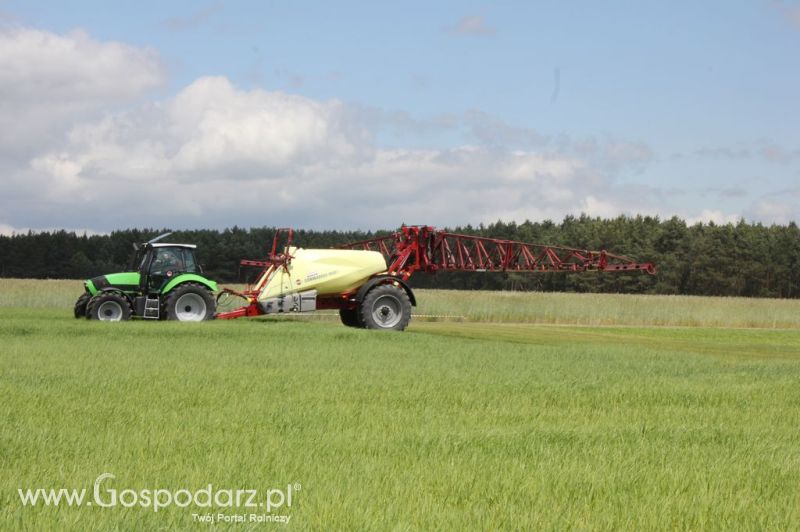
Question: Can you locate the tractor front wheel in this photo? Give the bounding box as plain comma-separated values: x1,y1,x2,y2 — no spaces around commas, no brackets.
359,284,411,331
86,292,132,321
165,283,216,321
74,293,91,318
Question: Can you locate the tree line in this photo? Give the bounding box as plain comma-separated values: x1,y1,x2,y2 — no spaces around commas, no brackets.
1,216,799,298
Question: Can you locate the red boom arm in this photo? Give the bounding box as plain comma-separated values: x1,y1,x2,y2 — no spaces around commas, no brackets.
338,225,656,281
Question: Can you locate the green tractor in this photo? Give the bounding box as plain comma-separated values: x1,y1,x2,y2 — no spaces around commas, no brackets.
74,233,218,321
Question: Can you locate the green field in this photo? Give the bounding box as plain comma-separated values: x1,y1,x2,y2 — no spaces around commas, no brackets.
2,279,800,530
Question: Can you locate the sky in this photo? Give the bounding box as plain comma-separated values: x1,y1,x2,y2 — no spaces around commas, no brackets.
0,1,798,234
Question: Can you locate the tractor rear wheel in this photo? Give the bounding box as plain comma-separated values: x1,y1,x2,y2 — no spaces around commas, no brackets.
359,284,411,331
86,292,132,321
339,307,362,328
165,283,216,321
74,293,91,318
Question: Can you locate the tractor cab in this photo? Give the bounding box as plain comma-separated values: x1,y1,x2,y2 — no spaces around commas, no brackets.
134,243,202,292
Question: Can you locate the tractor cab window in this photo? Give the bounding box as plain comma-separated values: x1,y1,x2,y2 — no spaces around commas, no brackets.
150,248,185,275
182,249,198,273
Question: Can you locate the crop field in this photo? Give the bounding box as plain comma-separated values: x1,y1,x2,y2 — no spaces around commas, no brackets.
2,279,800,530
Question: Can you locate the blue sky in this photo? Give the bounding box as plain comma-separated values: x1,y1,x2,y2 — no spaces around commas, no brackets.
0,1,798,232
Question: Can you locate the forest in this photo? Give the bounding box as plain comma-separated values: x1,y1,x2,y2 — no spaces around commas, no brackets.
1,215,799,298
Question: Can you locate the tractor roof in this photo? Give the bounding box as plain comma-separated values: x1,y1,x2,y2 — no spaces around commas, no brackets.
149,243,197,249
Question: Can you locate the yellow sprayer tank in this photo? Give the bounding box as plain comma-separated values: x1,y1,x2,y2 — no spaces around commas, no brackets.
257,247,387,301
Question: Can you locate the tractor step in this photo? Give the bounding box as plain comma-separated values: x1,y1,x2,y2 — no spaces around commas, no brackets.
143,297,160,319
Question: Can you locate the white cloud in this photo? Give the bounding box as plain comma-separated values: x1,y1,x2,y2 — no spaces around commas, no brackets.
167,77,365,175
685,209,741,226
25,76,368,187
0,223,19,236
582,196,622,219
0,27,163,103
0,27,164,155
748,196,799,225
15,74,624,230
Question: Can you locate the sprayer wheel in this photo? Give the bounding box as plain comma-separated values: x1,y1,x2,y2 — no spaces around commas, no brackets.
359,284,411,331
339,307,362,328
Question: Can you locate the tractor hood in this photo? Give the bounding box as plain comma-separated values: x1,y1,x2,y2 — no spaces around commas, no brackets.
85,272,141,295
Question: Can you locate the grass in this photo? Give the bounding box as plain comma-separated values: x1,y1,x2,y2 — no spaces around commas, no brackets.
3,278,800,328
416,289,800,328
1,279,800,530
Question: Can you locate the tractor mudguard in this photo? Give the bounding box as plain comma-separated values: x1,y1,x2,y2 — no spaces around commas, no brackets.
356,275,416,306
96,287,135,305
161,274,218,294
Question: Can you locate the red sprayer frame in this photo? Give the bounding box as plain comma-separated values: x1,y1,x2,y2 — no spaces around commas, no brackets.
215,225,656,319
337,225,656,280
215,228,295,319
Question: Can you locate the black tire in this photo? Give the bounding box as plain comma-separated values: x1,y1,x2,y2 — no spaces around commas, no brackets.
359,284,412,331
164,283,216,321
86,292,132,321
339,307,363,328
74,293,91,318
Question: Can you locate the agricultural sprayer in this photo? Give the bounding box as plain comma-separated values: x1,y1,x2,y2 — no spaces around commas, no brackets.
214,226,656,330
75,226,655,328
